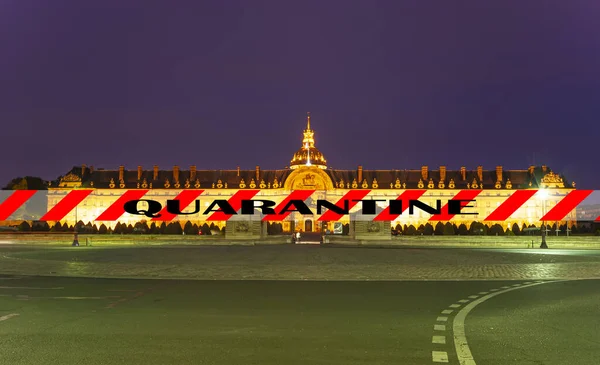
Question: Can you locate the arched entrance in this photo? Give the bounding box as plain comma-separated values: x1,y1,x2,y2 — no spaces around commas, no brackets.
304,219,313,232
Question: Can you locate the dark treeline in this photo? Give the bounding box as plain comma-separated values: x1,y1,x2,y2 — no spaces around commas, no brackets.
12,221,224,235
8,221,600,236
392,222,600,236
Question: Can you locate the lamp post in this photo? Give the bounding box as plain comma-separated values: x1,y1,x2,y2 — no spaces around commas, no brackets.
539,189,548,249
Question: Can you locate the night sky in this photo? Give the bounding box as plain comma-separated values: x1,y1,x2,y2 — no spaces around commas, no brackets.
1,1,598,188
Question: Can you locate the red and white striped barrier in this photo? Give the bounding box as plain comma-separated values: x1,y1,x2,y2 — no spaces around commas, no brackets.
0,189,599,222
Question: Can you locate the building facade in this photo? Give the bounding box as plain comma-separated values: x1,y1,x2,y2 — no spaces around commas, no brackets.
47,114,576,237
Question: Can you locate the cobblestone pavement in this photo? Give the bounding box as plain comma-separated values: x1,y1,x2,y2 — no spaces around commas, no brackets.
2,245,600,281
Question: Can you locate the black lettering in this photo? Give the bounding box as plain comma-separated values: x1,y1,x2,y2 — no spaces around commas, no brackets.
166,200,200,215
124,199,163,218
448,200,478,215
241,200,277,215
316,199,349,215
202,200,237,215
409,200,442,215
353,199,385,215
388,200,404,215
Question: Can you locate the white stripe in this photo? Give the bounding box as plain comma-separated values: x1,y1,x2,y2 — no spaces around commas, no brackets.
436,316,448,322
441,309,453,314
477,292,488,295
432,335,446,344
458,299,470,303
468,295,479,299
501,286,511,289
0,313,19,322
512,284,522,287
453,280,566,365
432,351,449,363
489,288,499,292
449,304,461,308
434,324,446,331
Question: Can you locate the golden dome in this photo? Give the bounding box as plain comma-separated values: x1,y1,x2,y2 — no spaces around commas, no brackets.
290,113,327,170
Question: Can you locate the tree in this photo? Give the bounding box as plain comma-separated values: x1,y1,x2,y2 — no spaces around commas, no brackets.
98,224,108,234
183,221,196,235
406,225,417,235
424,223,434,235
434,222,444,235
149,222,159,234
457,223,468,235
470,222,488,235
158,222,167,234
51,222,62,232
511,223,521,235
18,221,31,232
443,222,455,235
200,223,211,235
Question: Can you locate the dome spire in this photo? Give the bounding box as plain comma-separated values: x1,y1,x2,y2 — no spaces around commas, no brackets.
290,113,327,170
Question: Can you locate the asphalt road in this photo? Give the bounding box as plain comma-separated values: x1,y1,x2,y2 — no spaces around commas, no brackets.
0,275,597,364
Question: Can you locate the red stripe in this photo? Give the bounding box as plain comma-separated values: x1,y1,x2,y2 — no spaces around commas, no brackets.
151,190,204,221
206,189,260,221
595,215,600,222
41,190,94,221
0,190,38,220
262,190,315,222
541,190,593,221
373,190,427,221
95,190,150,221
429,190,482,221
484,190,538,221
318,190,371,221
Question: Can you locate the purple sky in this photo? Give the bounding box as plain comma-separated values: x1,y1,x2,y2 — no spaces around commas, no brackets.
1,1,598,188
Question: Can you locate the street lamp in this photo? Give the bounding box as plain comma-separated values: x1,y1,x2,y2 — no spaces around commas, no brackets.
539,189,548,249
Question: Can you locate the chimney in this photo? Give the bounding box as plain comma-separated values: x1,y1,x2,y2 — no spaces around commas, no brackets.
81,164,87,175
237,166,240,177
153,165,159,180
528,165,535,175
137,165,143,181
358,165,363,182
173,165,179,182
477,166,483,181
439,166,446,181
496,166,503,181
421,166,428,181
119,165,124,181
190,165,196,181
460,166,466,181
255,165,260,181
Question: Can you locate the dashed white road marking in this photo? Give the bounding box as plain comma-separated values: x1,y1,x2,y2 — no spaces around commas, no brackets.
477,291,488,295
511,284,522,287
458,299,470,303
441,309,453,314
0,313,19,322
436,316,448,322
500,286,511,289
453,280,566,365
468,295,479,299
432,351,449,363
432,335,446,344
449,304,461,308
434,324,446,331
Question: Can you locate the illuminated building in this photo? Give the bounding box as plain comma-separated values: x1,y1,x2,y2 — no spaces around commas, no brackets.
47,114,577,238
